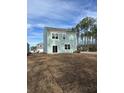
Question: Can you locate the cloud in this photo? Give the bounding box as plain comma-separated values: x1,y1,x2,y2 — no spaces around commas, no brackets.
28,0,96,25
27,0,97,45
27,26,43,46
28,0,78,20
27,23,44,30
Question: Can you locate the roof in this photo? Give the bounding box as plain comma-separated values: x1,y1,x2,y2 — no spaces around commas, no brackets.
44,27,73,32
37,42,43,45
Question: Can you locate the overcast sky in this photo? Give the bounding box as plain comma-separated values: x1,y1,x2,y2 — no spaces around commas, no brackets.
27,0,97,46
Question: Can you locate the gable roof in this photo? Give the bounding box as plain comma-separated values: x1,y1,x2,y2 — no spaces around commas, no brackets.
44,27,73,32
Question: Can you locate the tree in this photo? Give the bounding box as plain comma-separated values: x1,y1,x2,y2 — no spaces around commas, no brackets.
80,17,95,51
81,32,84,45
75,24,80,46
72,17,97,51
31,46,37,52
92,24,97,46
87,31,92,45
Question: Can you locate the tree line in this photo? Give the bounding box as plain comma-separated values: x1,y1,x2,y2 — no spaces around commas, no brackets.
72,17,97,52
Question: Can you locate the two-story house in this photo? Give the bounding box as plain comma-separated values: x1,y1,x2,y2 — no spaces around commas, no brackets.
43,27,77,54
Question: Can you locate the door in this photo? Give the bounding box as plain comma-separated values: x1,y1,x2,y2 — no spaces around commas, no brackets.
53,46,57,53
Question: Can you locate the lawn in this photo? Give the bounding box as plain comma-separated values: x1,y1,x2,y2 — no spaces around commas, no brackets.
27,53,97,93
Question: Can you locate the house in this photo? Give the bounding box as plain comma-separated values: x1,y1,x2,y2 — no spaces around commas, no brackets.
30,43,43,53
36,43,43,53
30,46,37,53
43,27,77,54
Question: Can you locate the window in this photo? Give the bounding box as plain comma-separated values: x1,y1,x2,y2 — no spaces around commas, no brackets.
52,33,58,39
53,46,57,53
55,33,58,39
68,44,70,49
65,44,67,49
52,33,55,39
65,44,70,50
63,34,66,39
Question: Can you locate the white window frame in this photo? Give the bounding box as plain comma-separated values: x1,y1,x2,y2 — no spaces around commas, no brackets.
52,32,58,39
62,33,66,39
65,44,70,50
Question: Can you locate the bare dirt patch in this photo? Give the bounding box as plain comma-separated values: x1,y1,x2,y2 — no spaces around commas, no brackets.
27,53,97,93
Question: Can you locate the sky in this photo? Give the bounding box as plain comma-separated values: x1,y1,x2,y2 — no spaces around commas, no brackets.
27,0,97,46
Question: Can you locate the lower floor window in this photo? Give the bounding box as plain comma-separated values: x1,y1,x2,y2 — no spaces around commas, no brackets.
65,44,70,49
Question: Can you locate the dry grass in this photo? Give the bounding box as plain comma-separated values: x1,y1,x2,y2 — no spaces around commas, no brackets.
27,53,97,93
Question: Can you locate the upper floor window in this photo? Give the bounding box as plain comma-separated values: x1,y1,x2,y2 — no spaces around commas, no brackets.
52,33,58,39
63,34,66,39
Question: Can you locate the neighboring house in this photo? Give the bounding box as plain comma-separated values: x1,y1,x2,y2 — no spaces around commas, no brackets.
30,43,43,53
43,27,77,54
36,43,43,53
30,46,37,53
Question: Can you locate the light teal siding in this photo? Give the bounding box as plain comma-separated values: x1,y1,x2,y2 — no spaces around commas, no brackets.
43,28,47,53
43,27,77,54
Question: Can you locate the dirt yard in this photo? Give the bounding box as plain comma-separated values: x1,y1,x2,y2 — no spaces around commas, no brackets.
27,53,97,93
